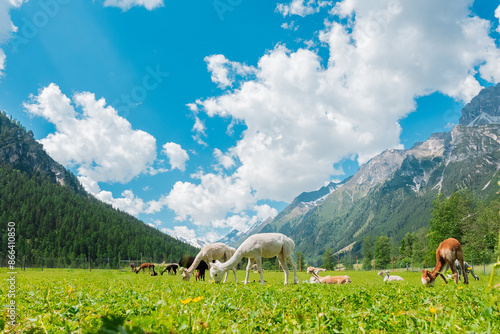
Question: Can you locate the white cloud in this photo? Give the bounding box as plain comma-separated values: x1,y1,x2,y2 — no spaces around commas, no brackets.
162,142,189,172
185,0,500,215
213,148,235,170
163,225,197,240
277,0,331,17
496,5,500,33
0,0,25,76
281,21,299,31
24,84,157,185
77,177,168,217
205,54,255,89
165,172,254,225
103,0,164,11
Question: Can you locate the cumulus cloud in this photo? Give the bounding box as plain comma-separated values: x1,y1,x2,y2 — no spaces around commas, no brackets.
162,142,189,172
496,5,500,33
162,225,196,240
276,0,331,17
24,84,157,185
103,0,164,11
174,0,500,228
165,172,254,225
205,54,256,89
0,0,25,76
213,148,235,170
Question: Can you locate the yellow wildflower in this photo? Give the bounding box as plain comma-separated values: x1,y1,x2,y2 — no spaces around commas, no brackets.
180,298,192,304
192,296,204,303
429,307,437,313
458,287,464,290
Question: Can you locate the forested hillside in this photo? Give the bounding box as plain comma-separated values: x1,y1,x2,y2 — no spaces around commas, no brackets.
0,112,197,264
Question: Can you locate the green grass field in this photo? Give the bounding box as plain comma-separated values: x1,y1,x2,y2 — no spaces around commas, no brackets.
2,268,500,333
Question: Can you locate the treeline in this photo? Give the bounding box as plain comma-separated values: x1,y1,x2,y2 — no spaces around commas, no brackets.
0,163,198,264
319,189,499,270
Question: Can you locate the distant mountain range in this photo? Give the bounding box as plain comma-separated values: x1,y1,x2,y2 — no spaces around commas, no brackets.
251,84,500,262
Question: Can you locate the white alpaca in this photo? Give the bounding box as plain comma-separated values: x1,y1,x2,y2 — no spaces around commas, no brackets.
210,233,298,285
181,243,237,283
378,270,404,282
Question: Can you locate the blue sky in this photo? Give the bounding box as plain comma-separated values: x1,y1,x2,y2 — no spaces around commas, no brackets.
1,0,500,243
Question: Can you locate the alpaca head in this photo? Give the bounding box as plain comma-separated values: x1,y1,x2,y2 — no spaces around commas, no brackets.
181,267,191,281
377,271,386,277
209,263,225,283
421,270,447,286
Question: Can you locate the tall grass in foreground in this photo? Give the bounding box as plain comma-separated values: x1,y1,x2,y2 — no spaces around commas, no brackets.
1,268,500,333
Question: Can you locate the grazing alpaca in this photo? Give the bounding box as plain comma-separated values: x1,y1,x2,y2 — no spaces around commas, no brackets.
151,268,158,276
311,271,351,284
453,260,479,282
130,262,136,272
178,256,209,281
135,263,155,274
378,270,404,282
307,266,327,275
195,269,206,281
421,238,468,286
181,243,237,283
160,263,179,275
210,233,298,285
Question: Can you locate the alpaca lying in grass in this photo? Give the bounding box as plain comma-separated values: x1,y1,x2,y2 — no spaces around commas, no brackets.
310,271,351,284
307,266,327,275
378,270,404,282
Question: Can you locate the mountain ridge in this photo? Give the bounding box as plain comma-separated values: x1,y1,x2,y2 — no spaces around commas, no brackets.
262,85,500,262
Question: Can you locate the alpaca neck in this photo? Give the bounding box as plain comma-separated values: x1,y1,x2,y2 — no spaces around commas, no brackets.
187,254,204,274
217,250,245,271
312,271,322,282
431,258,447,275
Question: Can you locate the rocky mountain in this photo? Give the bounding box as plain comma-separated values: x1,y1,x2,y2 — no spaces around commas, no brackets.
459,83,500,126
218,217,274,248
0,112,86,195
262,85,500,262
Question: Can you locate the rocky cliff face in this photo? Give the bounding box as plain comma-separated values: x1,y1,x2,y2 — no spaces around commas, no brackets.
459,84,500,126
0,112,86,195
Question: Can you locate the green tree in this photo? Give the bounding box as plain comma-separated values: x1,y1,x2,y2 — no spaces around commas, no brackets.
322,248,334,270
428,190,476,252
361,235,373,271
374,236,391,268
343,253,354,271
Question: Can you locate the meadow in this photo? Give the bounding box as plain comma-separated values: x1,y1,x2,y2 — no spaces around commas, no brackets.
2,268,500,333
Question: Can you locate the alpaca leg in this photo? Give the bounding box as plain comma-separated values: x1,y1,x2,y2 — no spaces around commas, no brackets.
232,266,238,283
285,253,298,284
245,258,254,284
277,253,289,285
255,257,265,285
460,259,469,284
449,261,459,284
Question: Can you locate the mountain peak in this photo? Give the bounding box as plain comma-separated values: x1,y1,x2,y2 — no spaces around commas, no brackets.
459,84,500,126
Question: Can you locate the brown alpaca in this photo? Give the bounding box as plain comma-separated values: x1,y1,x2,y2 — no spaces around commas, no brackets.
421,238,468,286
135,263,155,274
195,269,205,281
130,262,136,272
311,271,351,284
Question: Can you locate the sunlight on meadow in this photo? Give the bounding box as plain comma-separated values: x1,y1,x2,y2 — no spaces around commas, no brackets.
2,268,500,333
